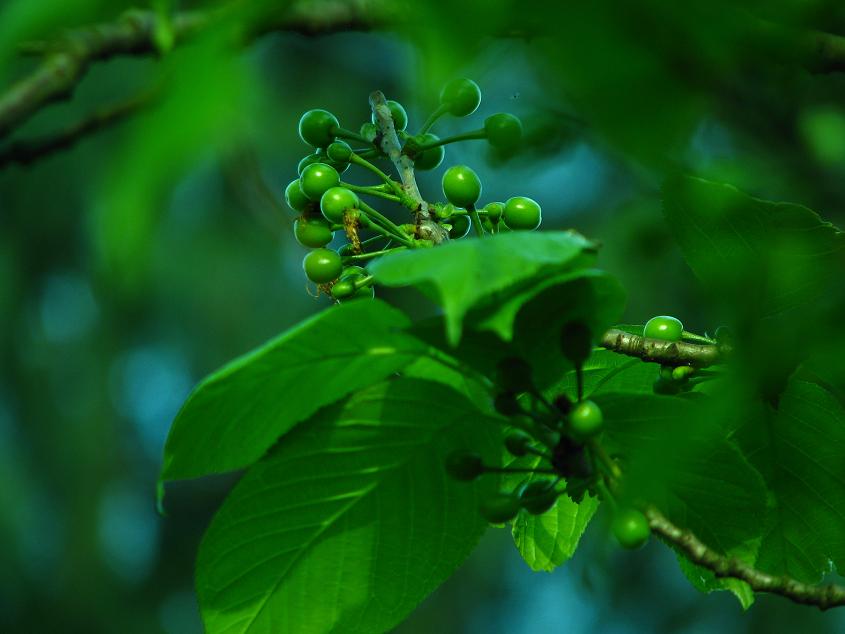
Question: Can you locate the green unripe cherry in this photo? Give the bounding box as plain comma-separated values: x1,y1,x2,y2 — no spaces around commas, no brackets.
569,400,603,440
320,186,359,224
445,450,484,481
285,179,311,212
345,285,375,301
644,315,684,342
360,122,377,142
448,214,471,239
326,140,353,165
503,196,542,231
519,480,559,515
298,152,323,175
331,279,356,299
484,113,523,150
483,202,504,224
298,109,339,147
300,163,340,201
302,248,343,284
294,216,334,248
440,78,481,117
495,357,533,393
479,493,521,524
372,99,408,131
413,133,445,171
612,508,651,549
442,165,482,208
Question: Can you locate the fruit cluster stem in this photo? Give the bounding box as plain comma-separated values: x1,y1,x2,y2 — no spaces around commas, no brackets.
368,90,448,244
646,506,845,610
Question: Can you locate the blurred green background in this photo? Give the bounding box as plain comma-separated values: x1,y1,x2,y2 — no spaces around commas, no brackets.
2,0,845,631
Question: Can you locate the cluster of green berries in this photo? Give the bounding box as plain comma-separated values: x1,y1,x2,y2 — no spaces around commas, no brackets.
283,79,542,297
443,320,652,549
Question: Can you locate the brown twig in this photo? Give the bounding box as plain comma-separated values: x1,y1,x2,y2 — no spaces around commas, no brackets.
646,506,845,610
599,328,726,367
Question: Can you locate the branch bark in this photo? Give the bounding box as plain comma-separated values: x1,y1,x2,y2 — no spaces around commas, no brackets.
646,506,845,610
368,90,448,243
599,328,726,367
0,2,384,143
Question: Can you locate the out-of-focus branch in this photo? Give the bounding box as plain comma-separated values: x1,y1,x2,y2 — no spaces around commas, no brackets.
0,93,149,168
0,1,386,142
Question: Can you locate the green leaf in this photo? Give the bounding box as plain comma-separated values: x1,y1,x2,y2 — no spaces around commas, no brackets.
370,231,596,345
512,493,599,572
196,378,500,634
663,175,845,318
737,377,845,583
597,392,769,554
546,348,656,400
161,300,424,483
675,549,756,610
473,268,622,343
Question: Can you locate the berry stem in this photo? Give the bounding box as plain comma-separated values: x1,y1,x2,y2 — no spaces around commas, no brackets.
342,246,408,262
340,181,401,203
588,439,622,480
333,126,370,144
412,129,486,151
467,204,485,237
358,201,415,246
418,102,449,134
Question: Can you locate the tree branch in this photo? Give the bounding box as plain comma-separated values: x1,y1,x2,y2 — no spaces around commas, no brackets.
0,2,384,143
0,93,148,168
368,89,448,244
646,506,845,610
599,328,726,367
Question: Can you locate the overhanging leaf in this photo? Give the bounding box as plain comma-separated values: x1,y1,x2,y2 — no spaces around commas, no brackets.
370,231,596,345
161,300,425,484
196,378,500,634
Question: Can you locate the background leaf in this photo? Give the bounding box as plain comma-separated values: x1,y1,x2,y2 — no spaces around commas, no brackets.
161,300,425,483
196,378,501,634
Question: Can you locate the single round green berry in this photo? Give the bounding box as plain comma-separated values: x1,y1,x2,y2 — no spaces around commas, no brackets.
285,179,311,212
326,140,353,164
448,214,471,239
612,508,651,549
560,321,593,367
569,400,603,440
503,196,542,231
440,78,481,117
504,430,533,457
479,493,521,524
495,357,533,393
372,99,408,131
331,279,356,299
644,315,684,342
298,109,339,148
413,133,445,171
320,186,359,224
494,392,521,417
445,450,484,481
344,284,375,301
519,480,559,515
442,165,482,208
300,163,340,201
294,216,334,248
302,248,343,284
672,365,696,381
298,152,323,175
483,202,504,223
484,113,523,150
360,122,377,142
